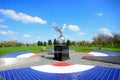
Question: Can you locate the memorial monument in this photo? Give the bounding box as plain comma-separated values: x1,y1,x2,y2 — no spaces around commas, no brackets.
52,23,70,61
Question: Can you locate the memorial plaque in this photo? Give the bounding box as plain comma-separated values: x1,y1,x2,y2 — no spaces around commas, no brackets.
54,45,69,61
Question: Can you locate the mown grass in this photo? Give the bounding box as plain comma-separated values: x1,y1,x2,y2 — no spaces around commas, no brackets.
0,46,53,56
0,46,120,57
72,46,120,53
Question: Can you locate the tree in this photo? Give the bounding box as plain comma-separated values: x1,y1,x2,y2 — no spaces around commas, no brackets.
48,39,52,46
37,41,43,46
113,33,120,47
40,41,43,46
53,39,57,45
15,42,24,47
0,41,24,47
66,40,71,46
92,33,117,48
53,39,59,45
43,41,47,46
71,41,77,46
37,41,41,46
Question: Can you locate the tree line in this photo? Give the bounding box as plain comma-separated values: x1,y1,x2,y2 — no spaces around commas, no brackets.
0,41,36,47
0,41,24,47
92,33,120,48
0,33,120,48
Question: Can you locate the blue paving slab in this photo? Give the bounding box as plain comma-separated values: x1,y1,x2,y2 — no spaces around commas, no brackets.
1,52,32,58
0,66,120,80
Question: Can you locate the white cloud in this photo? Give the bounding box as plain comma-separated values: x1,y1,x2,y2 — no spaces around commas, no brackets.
96,12,103,16
23,34,31,38
0,9,47,24
78,32,85,35
0,25,8,28
0,30,18,36
7,30,18,35
68,25,80,32
99,28,113,36
0,19,4,22
0,30,7,35
54,34,57,37
67,24,85,36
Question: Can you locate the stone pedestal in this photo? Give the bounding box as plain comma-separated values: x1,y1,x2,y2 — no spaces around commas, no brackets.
54,45,70,61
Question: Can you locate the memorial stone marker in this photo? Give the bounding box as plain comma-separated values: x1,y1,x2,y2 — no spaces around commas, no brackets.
52,23,70,61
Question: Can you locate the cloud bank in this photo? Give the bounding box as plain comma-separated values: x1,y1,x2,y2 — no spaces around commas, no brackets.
0,30,18,35
0,9,47,24
23,34,31,38
67,24,85,36
0,19,4,22
0,25,8,28
99,28,113,36
68,25,80,32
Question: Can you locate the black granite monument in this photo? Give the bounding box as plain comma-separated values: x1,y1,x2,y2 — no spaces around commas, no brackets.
54,45,69,61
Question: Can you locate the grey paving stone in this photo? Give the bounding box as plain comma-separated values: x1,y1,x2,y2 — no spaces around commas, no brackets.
0,52,120,71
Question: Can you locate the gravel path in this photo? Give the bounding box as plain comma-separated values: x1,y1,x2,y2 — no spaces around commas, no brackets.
0,52,120,71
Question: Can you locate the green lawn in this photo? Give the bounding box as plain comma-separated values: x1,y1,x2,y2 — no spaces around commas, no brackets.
0,46,53,56
0,46,120,57
72,46,120,53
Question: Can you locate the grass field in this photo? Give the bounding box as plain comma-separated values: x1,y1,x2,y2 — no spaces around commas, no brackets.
0,46,120,56
72,46,120,53
0,46,53,56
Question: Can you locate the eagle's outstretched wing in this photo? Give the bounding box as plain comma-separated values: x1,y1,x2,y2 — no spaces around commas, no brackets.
52,23,60,32
60,24,66,32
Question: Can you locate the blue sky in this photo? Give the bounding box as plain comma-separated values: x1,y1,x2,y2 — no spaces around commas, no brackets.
0,0,120,43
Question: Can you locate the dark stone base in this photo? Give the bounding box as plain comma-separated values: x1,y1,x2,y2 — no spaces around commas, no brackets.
54,45,70,61
82,56,120,64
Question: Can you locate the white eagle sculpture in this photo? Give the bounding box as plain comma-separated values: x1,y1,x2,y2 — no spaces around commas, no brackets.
52,23,66,45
